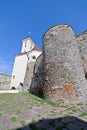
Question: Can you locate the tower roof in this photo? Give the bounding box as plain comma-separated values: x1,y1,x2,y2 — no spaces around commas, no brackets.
31,45,40,51
22,36,34,42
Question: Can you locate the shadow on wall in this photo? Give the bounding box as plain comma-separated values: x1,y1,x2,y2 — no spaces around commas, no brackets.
29,75,44,98
15,116,87,130
29,54,44,98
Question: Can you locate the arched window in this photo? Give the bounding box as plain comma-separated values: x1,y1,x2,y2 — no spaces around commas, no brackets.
25,43,27,48
13,75,15,79
32,56,36,59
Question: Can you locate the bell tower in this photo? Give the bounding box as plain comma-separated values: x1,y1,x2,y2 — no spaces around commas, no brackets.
21,37,35,53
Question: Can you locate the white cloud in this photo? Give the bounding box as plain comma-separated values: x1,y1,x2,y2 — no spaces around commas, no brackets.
0,57,13,75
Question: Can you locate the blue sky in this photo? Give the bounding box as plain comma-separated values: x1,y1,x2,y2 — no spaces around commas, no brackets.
0,0,87,75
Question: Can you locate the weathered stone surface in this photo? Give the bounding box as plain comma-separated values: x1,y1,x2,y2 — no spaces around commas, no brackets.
23,62,35,91
0,73,11,90
30,54,44,97
42,24,87,104
76,31,87,78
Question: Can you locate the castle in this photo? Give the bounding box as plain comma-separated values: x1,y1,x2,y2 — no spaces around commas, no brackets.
1,24,87,104
29,24,87,104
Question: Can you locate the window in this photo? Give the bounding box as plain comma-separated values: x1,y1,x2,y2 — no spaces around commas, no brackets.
11,87,16,90
13,75,15,79
25,43,27,48
20,82,23,87
32,56,36,59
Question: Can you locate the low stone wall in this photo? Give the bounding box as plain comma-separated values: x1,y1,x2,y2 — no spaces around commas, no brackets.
0,73,11,90
0,90,19,93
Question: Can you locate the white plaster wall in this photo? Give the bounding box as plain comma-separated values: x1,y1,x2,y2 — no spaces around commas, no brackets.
10,54,28,89
21,38,35,53
28,50,42,63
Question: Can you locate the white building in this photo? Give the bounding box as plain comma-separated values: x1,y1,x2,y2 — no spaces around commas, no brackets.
10,37,42,90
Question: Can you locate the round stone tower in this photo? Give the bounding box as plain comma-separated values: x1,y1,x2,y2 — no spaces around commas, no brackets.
76,31,87,79
43,24,87,104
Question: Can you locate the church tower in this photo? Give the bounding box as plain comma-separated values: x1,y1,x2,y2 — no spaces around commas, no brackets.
10,36,41,90
21,37,35,53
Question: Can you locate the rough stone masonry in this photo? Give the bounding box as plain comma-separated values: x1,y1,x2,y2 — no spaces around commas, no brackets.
0,73,11,90
30,24,87,104
76,30,87,78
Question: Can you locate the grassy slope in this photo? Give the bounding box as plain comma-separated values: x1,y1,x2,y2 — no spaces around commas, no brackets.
0,92,87,130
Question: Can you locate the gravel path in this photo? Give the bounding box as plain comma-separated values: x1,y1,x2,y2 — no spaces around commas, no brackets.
0,92,87,130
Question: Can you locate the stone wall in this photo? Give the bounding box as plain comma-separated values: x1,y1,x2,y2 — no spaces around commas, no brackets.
29,24,87,104
23,62,35,91
0,73,11,90
42,24,87,104
76,31,87,78
30,54,44,97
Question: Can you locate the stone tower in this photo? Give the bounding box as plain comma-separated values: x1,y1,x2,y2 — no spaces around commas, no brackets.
76,31,87,79
43,24,87,104
21,37,35,53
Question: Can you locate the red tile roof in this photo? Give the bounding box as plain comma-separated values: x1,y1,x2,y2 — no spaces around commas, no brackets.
32,45,40,51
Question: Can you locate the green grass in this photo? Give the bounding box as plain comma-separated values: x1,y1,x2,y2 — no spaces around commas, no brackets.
71,108,77,112
68,112,74,115
29,123,38,130
28,93,60,107
63,114,70,117
29,119,38,130
16,109,21,114
0,92,60,109
11,116,17,122
0,92,87,130
79,112,87,117
77,103,83,106
0,113,2,116
30,119,36,123
20,120,26,126
50,110,57,116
